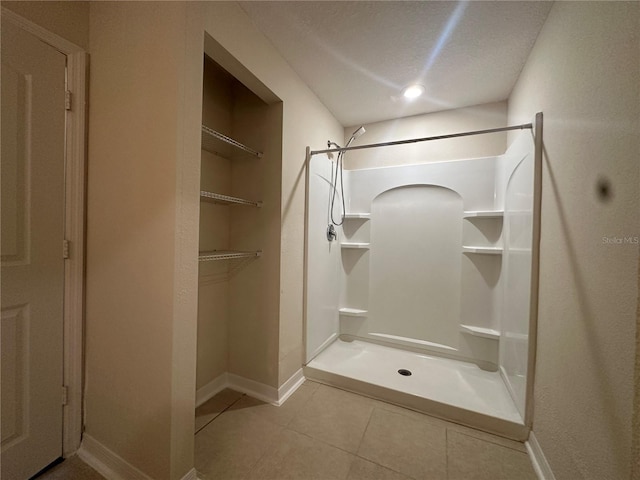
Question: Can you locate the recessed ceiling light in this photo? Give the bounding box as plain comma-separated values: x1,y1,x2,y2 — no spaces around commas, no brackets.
402,84,425,100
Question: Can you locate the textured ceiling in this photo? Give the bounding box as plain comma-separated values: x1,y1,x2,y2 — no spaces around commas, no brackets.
239,1,553,126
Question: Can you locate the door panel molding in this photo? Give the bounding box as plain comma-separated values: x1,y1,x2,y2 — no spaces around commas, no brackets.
1,7,88,457
0,304,30,449
1,64,31,266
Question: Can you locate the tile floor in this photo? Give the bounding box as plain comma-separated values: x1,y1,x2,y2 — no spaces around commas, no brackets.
195,380,538,480
38,380,538,480
36,455,105,480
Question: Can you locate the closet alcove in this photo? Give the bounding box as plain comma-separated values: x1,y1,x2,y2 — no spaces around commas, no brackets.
196,53,283,421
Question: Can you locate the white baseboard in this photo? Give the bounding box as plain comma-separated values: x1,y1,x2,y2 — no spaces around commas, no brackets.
79,435,203,480
227,373,279,404
526,431,556,480
195,372,229,407
276,368,305,406
196,370,306,407
78,434,153,480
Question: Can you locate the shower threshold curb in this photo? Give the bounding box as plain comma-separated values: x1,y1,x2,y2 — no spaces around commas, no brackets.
303,365,529,442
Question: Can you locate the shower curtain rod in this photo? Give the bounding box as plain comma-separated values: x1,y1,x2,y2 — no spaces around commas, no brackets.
309,122,533,156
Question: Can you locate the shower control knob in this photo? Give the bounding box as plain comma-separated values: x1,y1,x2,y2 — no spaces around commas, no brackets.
326,224,337,242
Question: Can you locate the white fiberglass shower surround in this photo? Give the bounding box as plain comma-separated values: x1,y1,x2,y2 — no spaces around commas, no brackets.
304,114,542,440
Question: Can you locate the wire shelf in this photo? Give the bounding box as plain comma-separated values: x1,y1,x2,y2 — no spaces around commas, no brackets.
198,250,262,262
201,125,263,159
200,191,262,208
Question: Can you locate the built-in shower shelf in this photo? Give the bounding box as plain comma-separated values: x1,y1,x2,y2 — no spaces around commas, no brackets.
200,191,262,207
198,250,262,262
341,242,370,249
462,246,503,255
339,308,368,317
463,210,504,218
201,125,263,159
460,324,500,340
343,213,371,220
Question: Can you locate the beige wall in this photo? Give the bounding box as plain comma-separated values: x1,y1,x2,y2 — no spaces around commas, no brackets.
86,3,194,479
508,2,639,479
343,101,507,170
2,1,89,50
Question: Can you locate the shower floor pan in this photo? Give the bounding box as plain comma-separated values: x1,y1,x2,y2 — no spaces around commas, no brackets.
305,338,528,441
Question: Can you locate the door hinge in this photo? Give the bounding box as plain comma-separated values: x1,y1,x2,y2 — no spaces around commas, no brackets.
65,90,72,111
63,239,70,259
62,385,69,406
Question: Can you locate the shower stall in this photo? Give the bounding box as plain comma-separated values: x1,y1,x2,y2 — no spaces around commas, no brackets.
303,114,542,440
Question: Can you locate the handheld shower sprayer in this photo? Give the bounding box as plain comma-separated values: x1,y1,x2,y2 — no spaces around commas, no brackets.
349,126,366,142
327,126,366,241
326,125,365,153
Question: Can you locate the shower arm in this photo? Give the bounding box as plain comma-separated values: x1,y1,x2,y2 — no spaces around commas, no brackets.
312,123,533,156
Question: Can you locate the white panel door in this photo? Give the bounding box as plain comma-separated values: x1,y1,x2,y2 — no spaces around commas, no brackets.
1,18,66,479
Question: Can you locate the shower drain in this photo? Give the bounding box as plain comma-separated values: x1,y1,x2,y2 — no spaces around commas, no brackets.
397,369,412,376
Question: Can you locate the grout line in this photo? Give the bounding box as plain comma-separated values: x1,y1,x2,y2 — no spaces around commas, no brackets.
356,404,376,455
286,426,362,457
216,394,246,417
282,382,317,428
344,450,358,479
353,405,447,480
353,451,417,479
194,421,211,435
445,427,450,480
451,429,528,454
194,393,246,434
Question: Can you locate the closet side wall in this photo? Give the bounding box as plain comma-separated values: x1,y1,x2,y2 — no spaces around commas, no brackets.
228,86,283,385
197,59,234,391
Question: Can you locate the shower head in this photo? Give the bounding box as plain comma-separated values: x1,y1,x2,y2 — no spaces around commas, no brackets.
346,126,366,147
351,126,366,139
328,127,366,152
